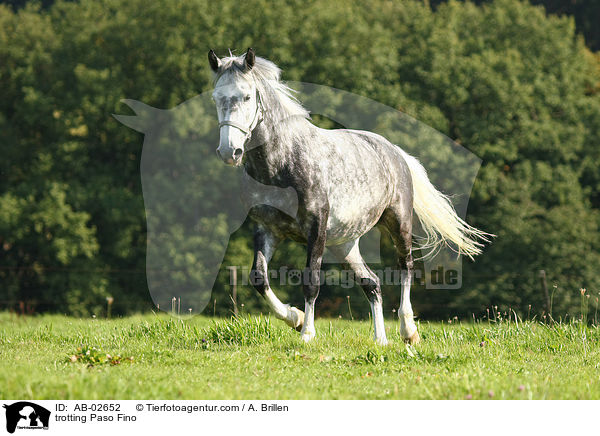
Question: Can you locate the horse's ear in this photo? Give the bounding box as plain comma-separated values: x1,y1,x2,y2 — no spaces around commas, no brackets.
208,49,221,72
244,48,255,71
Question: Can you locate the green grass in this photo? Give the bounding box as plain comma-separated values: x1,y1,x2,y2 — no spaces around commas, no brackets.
0,312,599,399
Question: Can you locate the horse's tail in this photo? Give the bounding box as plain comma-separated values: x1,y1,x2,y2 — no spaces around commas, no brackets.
398,149,491,259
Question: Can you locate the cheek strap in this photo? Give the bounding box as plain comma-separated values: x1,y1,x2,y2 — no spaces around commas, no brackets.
218,89,263,145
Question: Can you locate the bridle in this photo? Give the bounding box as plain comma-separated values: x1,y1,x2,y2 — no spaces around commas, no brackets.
218,88,264,146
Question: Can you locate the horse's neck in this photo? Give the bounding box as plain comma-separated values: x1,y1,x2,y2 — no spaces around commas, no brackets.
244,143,274,182
245,116,312,183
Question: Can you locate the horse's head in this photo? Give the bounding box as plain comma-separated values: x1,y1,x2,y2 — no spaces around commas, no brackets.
209,48,263,166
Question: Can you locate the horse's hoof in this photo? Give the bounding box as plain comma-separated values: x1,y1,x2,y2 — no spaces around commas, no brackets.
288,307,304,332
375,337,389,346
301,331,315,342
404,330,420,345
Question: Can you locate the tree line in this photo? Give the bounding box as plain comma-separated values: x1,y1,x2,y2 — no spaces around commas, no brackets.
1,0,599,319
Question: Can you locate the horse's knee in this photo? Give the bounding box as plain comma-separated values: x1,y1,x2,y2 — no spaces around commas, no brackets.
249,268,267,295
302,285,319,304
302,268,322,302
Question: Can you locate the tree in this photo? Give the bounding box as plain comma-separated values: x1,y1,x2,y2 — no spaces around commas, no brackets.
1,0,599,319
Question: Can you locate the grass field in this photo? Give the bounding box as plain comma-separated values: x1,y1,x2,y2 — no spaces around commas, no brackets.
0,312,599,399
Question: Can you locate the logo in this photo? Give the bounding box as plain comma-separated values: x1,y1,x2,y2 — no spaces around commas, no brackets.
3,402,50,434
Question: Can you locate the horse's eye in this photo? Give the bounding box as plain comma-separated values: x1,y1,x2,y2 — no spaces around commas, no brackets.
244,95,251,102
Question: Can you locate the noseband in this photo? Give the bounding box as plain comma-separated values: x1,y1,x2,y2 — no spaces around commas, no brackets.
218,89,264,146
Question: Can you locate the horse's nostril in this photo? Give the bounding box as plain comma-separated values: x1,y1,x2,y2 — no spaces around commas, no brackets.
216,149,222,159
233,148,243,158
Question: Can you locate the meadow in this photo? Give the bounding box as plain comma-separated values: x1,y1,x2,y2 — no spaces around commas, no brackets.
0,312,599,400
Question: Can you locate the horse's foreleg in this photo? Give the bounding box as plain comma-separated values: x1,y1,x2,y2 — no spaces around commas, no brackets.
251,226,304,331
300,210,328,342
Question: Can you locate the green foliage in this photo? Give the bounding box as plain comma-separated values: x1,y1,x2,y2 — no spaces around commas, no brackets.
411,0,600,317
0,181,106,315
0,0,599,319
431,0,600,52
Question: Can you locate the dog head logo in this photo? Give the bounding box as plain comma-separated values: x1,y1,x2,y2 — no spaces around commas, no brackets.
3,402,50,433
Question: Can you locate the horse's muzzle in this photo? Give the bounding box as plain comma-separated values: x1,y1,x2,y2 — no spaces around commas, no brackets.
216,147,243,166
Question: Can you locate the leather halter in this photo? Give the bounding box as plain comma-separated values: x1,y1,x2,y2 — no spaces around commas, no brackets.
218,89,263,146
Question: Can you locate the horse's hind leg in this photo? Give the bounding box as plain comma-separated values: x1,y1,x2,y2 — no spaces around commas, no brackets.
380,208,420,344
330,240,388,345
250,225,304,331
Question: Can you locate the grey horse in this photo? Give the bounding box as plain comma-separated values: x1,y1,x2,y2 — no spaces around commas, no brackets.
209,48,488,344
